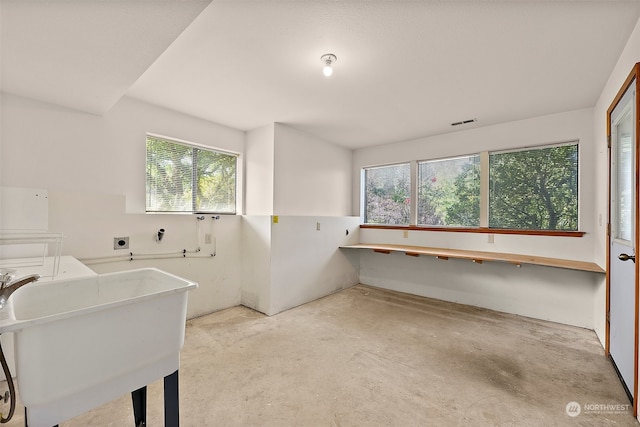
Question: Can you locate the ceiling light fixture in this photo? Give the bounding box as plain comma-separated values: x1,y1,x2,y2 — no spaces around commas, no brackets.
321,54,337,77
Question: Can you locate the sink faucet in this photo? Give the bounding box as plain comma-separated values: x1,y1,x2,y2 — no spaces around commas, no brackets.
0,273,40,309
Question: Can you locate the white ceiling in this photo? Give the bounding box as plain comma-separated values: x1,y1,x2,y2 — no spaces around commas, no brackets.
0,0,212,114
3,1,640,149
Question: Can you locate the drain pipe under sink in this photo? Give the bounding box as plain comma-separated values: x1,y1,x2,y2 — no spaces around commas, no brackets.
0,337,16,423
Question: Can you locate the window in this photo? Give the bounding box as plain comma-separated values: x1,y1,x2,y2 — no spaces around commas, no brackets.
362,141,579,232
418,155,480,226
364,163,411,225
489,143,578,230
146,135,237,214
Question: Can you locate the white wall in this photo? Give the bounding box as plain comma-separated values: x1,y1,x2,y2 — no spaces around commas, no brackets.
274,123,352,216
1,93,246,318
357,250,598,328
0,187,49,260
592,17,640,346
269,215,360,315
245,124,274,215
1,94,244,213
354,108,596,263
1,94,359,320
240,214,361,317
47,190,242,318
238,124,357,316
351,108,601,329
241,215,272,314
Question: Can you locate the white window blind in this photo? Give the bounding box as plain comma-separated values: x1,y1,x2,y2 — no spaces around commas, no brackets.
417,155,480,227
489,142,578,230
146,135,237,214
361,141,579,231
364,163,411,225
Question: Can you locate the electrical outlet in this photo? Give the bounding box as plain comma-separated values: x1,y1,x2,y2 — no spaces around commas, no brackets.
316,222,321,231
487,234,494,244
205,233,212,244
114,237,129,250
403,230,409,238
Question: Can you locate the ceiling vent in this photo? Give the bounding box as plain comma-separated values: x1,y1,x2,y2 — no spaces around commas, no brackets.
451,118,477,127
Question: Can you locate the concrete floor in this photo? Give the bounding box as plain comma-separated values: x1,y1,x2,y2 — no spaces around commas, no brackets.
1,284,637,426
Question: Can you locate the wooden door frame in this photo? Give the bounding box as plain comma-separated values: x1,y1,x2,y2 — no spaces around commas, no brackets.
606,62,640,417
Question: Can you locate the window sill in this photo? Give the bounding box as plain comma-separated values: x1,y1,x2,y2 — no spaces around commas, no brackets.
359,224,585,238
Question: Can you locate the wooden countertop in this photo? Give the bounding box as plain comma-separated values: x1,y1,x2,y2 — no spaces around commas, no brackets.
340,243,605,273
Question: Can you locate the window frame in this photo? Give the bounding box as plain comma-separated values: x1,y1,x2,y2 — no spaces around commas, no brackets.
416,153,482,227
145,134,239,215
488,141,579,231
362,162,412,225
361,140,582,236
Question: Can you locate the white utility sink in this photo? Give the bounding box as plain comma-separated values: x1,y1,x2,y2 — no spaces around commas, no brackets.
0,268,197,427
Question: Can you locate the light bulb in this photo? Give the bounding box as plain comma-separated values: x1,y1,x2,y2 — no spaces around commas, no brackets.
321,54,337,77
